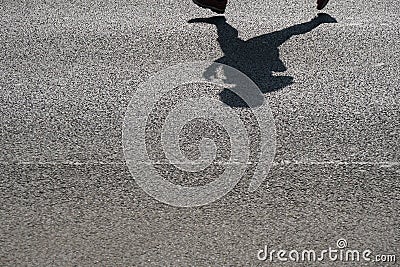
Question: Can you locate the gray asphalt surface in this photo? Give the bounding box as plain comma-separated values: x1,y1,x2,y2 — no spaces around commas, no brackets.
1,0,399,266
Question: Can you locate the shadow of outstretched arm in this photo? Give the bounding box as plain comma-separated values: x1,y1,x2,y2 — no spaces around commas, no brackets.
267,13,337,47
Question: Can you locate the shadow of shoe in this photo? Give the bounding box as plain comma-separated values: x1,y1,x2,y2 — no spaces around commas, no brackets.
188,16,226,25
315,13,338,23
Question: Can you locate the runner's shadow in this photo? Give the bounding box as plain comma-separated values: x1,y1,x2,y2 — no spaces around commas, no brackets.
188,14,337,107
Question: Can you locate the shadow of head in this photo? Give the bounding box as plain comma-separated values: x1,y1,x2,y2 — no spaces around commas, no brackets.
219,75,294,107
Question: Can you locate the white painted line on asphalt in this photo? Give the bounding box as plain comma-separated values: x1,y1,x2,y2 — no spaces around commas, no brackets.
1,160,398,167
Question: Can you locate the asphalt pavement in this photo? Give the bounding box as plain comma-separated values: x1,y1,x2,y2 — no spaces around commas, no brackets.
1,0,399,266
